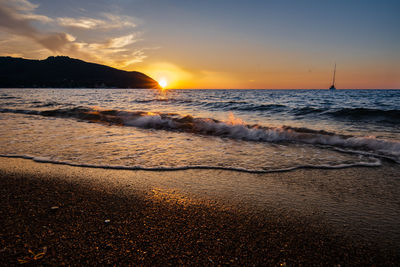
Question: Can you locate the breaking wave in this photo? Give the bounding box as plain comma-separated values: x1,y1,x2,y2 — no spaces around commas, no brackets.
103,97,400,123
1,106,399,163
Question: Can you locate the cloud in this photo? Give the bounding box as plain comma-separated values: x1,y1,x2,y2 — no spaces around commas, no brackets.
0,0,147,68
0,4,37,37
72,36,147,67
101,13,137,28
37,33,76,51
105,34,140,48
0,0,52,22
117,50,147,66
0,0,67,51
57,17,105,29
2,0,37,12
83,33,141,55
0,34,44,58
57,12,137,30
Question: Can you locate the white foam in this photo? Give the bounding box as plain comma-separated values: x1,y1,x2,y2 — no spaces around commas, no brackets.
2,106,399,163
117,113,400,162
0,154,382,174
124,114,177,129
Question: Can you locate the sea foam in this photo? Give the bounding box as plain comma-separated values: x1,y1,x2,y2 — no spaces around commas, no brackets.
1,107,399,163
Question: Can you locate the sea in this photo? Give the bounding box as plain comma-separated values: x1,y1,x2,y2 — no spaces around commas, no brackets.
0,88,399,172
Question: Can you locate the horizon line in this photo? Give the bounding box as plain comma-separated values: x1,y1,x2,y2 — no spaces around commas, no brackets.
2,88,400,90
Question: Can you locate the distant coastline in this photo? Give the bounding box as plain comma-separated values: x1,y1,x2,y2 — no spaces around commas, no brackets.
0,56,161,89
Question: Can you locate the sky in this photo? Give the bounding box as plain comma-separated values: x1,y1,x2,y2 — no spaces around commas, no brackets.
0,0,399,89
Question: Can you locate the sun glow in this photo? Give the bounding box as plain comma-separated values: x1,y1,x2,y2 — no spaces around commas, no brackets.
138,62,192,89
159,79,168,89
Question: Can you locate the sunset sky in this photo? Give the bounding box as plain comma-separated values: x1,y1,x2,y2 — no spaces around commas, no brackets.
0,0,399,89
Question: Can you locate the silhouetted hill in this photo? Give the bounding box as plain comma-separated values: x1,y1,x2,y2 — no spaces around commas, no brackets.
0,56,161,89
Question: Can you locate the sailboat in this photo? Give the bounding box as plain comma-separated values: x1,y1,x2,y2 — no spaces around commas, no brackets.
329,63,336,90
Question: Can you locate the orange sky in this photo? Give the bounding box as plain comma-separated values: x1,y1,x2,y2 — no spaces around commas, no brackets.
0,0,399,89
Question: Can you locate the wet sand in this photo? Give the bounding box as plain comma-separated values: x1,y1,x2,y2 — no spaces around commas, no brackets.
0,157,399,265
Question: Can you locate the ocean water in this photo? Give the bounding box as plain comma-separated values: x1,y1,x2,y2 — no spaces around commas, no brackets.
0,88,399,172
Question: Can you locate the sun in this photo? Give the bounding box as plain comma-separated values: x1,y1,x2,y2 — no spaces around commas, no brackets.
159,79,167,89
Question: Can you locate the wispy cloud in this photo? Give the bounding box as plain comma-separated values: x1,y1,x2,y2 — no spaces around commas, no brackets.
18,12,52,22
72,34,146,67
105,34,140,48
0,0,70,52
0,0,52,22
57,12,137,30
2,0,38,12
0,0,148,68
86,34,140,50
57,17,105,29
101,13,137,29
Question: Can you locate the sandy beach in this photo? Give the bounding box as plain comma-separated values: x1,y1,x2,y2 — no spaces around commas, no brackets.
1,157,399,265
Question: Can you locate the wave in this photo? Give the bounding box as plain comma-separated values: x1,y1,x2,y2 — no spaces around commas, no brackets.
1,107,399,162
290,107,400,121
292,107,324,115
233,103,287,112
130,99,286,112
0,154,382,174
196,101,400,123
9,99,398,124
326,108,400,121
0,96,21,100
30,101,63,108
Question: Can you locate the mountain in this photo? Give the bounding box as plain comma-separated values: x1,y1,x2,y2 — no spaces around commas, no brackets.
0,56,161,89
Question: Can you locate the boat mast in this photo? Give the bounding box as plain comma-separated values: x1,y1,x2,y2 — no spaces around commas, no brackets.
332,63,336,87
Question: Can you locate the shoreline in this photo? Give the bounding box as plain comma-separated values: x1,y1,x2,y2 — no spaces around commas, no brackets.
1,157,399,265
0,154,385,173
